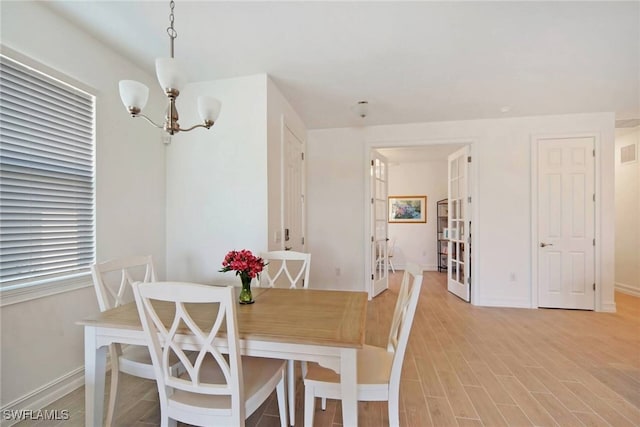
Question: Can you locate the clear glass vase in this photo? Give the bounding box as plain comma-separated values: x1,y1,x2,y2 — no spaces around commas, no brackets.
238,272,254,304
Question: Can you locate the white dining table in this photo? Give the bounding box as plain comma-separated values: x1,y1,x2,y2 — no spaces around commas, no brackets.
78,286,368,426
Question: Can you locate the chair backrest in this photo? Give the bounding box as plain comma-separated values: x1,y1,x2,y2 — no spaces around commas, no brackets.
387,262,422,391
259,250,311,289
132,282,245,422
91,255,157,311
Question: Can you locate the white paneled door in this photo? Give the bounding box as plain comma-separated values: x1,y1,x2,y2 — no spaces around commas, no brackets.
370,151,389,298
283,123,305,252
447,146,471,302
537,137,595,309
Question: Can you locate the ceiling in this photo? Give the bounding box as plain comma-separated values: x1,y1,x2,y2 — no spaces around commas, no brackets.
44,1,639,130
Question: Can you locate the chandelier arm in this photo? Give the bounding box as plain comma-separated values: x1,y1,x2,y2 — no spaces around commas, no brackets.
134,113,164,129
178,122,215,133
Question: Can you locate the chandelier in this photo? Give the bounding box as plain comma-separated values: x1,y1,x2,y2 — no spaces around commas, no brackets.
118,1,221,135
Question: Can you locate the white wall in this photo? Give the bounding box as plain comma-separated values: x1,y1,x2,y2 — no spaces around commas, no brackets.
307,113,615,311
0,1,166,411
306,128,365,290
165,75,269,284
614,126,640,296
387,160,448,270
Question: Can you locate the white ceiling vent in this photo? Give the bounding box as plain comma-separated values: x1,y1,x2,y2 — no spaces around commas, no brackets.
620,143,637,164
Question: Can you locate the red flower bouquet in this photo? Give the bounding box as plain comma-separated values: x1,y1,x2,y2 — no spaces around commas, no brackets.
220,250,266,304
219,249,266,279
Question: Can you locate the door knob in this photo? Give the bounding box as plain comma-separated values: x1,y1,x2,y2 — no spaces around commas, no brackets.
284,246,292,251
540,242,553,248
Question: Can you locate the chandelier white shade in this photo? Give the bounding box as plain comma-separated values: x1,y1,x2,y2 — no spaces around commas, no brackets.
119,80,149,112
155,57,186,92
118,1,221,136
198,96,222,123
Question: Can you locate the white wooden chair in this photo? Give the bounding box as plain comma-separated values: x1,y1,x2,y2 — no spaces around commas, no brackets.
259,250,311,425
91,255,182,426
303,262,423,427
259,250,311,289
132,282,288,427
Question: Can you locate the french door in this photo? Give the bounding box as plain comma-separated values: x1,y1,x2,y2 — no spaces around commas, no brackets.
370,151,389,298
447,146,471,302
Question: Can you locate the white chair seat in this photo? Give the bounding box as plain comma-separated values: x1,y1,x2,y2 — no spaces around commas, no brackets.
304,344,393,400
170,356,287,415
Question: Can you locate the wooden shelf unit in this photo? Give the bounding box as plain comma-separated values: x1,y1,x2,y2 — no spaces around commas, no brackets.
437,198,448,272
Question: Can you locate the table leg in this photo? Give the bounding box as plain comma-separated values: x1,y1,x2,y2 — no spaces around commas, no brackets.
340,348,358,426
85,326,107,427
287,359,295,426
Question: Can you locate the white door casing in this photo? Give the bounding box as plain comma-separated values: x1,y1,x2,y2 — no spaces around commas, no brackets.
537,136,595,310
283,122,305,252
370,151,389,298
447,146,471,302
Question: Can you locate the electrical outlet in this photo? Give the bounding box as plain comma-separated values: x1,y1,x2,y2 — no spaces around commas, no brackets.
509,272,516,282
335,267,341,276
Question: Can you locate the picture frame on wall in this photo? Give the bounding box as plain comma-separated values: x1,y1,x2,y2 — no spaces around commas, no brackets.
388,195,427,223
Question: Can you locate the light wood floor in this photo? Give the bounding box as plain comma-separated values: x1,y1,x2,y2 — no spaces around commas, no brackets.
17,272,640,426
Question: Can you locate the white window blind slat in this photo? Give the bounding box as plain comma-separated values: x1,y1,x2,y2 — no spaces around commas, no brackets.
0,54,95,289
1,94,94,130
1,63,93,113
1,111,93,146
1,121,94,152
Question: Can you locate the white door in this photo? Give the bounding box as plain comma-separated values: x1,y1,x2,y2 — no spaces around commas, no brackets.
538,137,595,309
283,123,305,251
370,151,389,298
447,146,471,302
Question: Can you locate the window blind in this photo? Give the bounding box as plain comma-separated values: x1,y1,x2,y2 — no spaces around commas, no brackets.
0,55,96,290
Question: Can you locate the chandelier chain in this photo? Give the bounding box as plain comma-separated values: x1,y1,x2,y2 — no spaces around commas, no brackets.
167,0,177,58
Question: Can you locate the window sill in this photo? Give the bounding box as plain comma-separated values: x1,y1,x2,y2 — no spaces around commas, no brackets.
0,273,93,307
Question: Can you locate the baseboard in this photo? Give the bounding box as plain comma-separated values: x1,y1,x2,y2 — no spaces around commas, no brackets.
0,366,84,427
599,301,617,313
473,297,532,309
615,282,640,297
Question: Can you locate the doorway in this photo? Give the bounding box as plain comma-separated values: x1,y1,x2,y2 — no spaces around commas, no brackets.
364,141,476,300
282,119,306,252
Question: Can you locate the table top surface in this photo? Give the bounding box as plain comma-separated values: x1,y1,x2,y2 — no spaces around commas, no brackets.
79,286,368,349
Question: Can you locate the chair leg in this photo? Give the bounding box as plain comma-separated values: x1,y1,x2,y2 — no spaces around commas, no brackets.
321,397,327,411
105,366,119,427
105,348,121,427
304,385,315,427
389,260,395,273
388,392,400,427
287,359,295,426
276,371,288,427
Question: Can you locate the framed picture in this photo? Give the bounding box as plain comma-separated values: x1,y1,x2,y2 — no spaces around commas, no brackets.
388,195,427,223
